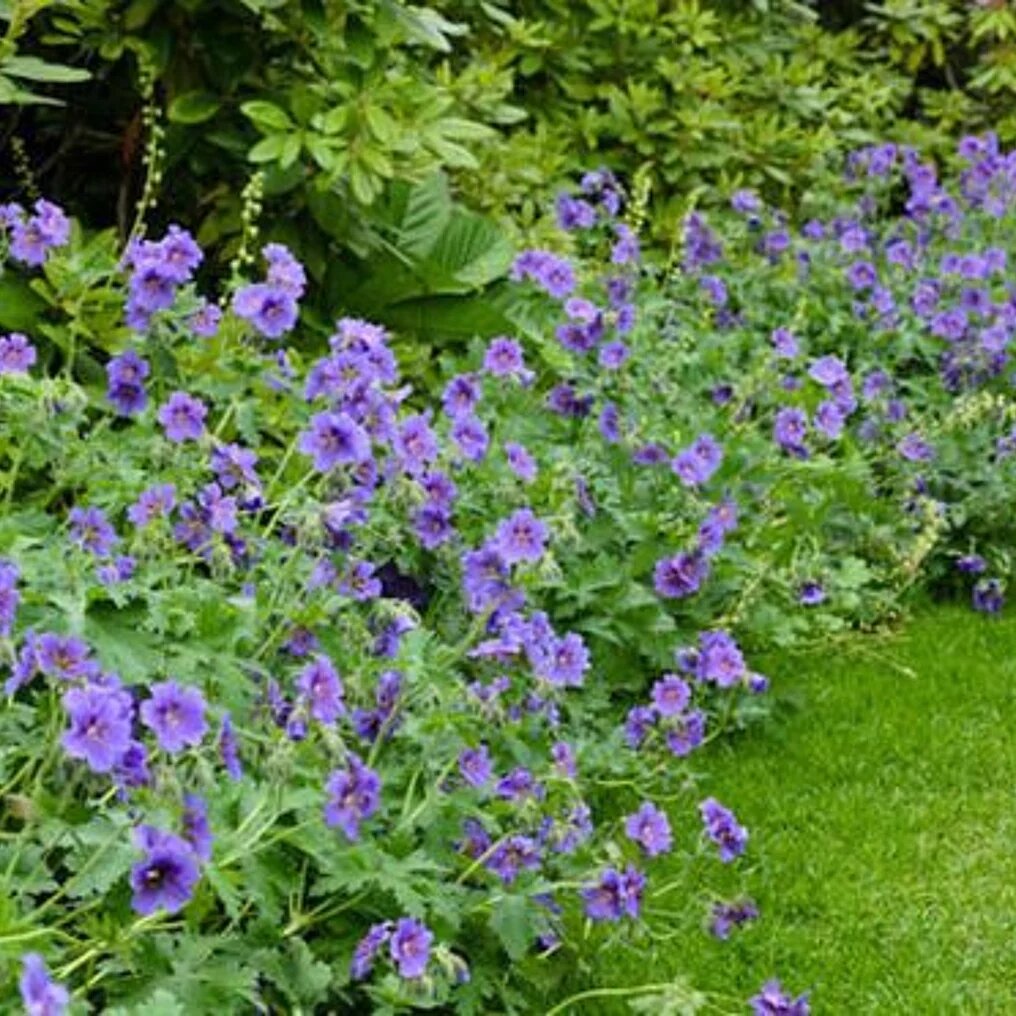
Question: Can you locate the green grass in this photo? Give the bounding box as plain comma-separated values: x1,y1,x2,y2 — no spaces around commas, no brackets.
589,605,1016,1013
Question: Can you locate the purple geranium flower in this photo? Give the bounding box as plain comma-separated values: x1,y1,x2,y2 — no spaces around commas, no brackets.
773,407,809,457
61,682,133,773
114,739,151,790
611,224,640,265
351,921,392,980
665,709,706,757
451,414,489,461
624,705,656,748
461,544,512,613
69,506,119,557
654,551,709,599
459,744,493,787
105,350,150,416
624,801,673,857
556,193,597,230
219,714,243,780
210,442,259,492
299,411,370,471
158,392,207,443
511,249,576,299
770,327,799,359
483,337,532,381
0,560,19,638
263,242,307,296
808,355,849,388
442,374,482,418
698,498,738,556
19,953,69,1016
413,502,454,550
0,332,37,374
700,797,748,862
181,793,213,861
127,483,176,528
419,470,457,507
493,508,547,565
9,199,70,266
487,835,542,884
749,979,811,1015
651,674,691,716
551,740,577,778
389,917,433,979
495,765,543,804
190,300,222,337
672,433,723,487
731,188,761,213
395,414,439,476
324,754,381,840
232,281,299,338
504,442,537,483
814,400,847,440
973,578,1005,614
710,898,759,940
140,680,208,753
600,340,630,369
582,865,645,921
898,433,935,462
37,633,94,681
956,554,987,575
295,654,345,725
130,825,201,915
696,630,746,688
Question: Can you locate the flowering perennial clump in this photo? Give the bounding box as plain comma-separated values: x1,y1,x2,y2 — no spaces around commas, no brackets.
3,132,1016,1009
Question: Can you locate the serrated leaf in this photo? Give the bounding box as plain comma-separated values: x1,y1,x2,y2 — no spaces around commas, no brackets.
106,988,186,1016
489,894,538,961
254,939,332,1007
0,272,46,331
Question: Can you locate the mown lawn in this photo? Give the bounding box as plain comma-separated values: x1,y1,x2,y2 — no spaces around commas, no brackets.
583,605,1016,1014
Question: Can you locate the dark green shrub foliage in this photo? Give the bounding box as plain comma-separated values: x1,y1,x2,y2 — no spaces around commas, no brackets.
10,0,1016,290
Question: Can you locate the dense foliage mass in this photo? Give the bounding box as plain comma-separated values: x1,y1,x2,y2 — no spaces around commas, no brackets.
8,0,1016,313
2,129,1016,1011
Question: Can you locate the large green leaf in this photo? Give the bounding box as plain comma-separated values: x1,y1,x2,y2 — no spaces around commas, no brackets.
396,174,453,259
333,179,512,315
427,209,513,289
0,273,46,332
374,287,516,342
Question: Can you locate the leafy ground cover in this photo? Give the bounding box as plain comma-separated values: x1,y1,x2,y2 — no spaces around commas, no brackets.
576,604,1016,1013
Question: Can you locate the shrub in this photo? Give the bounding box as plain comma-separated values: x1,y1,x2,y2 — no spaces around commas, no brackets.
11,0,1016,299
4,0,519,343
457,1,1016,237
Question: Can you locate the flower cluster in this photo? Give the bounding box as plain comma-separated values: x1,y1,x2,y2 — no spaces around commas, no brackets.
1,198,70,266
749,979,811,1015
700,797,749,863
123,225,204,332
351,916,436,981
232,243,305,339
